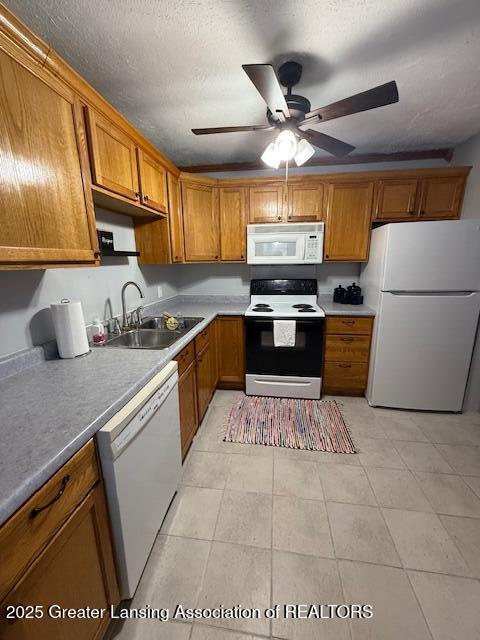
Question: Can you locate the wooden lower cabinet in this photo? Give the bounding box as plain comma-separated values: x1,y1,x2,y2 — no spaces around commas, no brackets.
0,442,119,640
177,360,199,460
323,316,374,396
216,316,245,389
196,342,215,421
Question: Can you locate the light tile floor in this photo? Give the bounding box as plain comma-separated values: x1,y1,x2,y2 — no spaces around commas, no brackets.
110,391,480,640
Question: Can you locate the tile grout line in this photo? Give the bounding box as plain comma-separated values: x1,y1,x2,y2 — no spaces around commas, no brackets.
318,459,354,640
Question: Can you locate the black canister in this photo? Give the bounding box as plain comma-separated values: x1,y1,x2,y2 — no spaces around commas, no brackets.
333,285,348,303
347,282,363,305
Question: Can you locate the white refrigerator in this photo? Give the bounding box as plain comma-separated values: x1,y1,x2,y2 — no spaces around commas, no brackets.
360,220,480,412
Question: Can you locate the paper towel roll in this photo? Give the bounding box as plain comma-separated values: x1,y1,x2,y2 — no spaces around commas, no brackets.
50,299,90,359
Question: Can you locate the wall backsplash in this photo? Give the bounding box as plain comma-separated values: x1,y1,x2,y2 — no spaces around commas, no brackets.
0,206,360,357
0,209,178,357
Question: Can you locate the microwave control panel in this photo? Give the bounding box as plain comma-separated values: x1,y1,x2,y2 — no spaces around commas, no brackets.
305,234,321,261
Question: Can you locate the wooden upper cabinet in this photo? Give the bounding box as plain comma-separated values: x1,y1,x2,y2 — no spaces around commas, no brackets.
137,148,168,213
181,181,219,261
287,182,324,222
85,108,139,201
417,176,465,219
374,179,419,220
248,184,284,223
0,47,97,268
168,173,185,262
219,187,247,261
324,181,374,261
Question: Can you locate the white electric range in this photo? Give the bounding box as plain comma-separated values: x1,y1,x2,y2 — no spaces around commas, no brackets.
245,279,325,399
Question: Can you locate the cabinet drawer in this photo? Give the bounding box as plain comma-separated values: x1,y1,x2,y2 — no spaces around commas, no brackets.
323,362,368,392
0,440,98,602
326,316,373,335
195,325,210,356
175,341,195,376
325,335,371,363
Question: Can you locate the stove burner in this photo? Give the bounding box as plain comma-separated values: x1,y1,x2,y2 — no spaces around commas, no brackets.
298,308,317,313
253,304,271,308
252,307,273,312
293,303,313,309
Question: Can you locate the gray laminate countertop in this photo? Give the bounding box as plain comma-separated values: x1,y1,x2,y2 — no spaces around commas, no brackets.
0,295,374,525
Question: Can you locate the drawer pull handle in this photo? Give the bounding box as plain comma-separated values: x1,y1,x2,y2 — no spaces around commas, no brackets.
338,363,352,368
29,475,70,519
341,319,355,325
341,337,354,343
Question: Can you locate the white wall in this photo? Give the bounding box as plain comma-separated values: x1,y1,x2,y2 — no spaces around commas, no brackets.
453,133,480,412
0,209,179,357
453,134,480,219
175,262,360,296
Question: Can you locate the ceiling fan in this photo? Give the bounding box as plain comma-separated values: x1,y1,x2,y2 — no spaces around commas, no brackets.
192,61,399,167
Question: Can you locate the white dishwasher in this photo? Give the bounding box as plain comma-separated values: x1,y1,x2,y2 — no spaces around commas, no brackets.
96,361,181,599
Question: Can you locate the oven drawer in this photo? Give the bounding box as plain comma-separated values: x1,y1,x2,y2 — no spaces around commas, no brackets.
323,362,369,393
325,335,371,363
326,316,373,335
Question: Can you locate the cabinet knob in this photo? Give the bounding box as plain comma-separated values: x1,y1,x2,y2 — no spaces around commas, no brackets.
288,215,292,219
135,191,140,199
144,195,149,201
215,255,219,260
277,216,282,220
94,251,100,258
240,254,244,259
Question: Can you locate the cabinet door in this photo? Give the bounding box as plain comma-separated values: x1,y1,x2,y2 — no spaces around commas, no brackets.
216,316,245,388
137,148,168,213
168,173,185,262
219,187,247,261
0,49,97,267
287,182,324,222
86,108,139,201
178,361,199,460
196,343,213,421
374,179,419,220
182,182,219,261
0,486,119,640
324,181,374,261
248,184,284,223
418,176,465,219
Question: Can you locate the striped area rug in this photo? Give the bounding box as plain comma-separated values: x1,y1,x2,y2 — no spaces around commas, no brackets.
224,396,356,454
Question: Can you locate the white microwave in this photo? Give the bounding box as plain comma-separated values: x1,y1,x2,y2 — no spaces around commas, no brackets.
247,222,324,265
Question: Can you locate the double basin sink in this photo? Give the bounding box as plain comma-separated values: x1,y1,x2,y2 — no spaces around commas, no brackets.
104,317,203,350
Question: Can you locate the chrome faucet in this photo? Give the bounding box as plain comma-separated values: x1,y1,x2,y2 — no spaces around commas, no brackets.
121,281,145,330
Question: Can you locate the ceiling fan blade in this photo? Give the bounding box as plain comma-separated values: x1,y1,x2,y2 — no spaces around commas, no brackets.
192,124,275,135
242,64,290,119
302,81,399,124
298,128,355,157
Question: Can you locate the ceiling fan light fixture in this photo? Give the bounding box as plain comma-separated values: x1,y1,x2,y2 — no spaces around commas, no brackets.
275,129,297,162
261,142,280,169
294,139,315,166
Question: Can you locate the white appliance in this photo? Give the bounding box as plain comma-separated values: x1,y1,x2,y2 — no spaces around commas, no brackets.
247,222,324,265
360,220,480,411
245,279,325,399
96,361,181,598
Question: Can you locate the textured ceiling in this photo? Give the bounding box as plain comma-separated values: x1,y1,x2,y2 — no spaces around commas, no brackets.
6,0,480,166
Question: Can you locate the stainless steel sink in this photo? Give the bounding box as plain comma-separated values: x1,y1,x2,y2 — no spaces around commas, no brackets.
103,317,204,350
105,329,179,350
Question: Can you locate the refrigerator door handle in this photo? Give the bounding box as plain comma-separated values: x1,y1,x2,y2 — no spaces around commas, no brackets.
388,291,477,297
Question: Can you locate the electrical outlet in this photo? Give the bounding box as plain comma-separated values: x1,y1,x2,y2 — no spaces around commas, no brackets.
157,285,163,299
